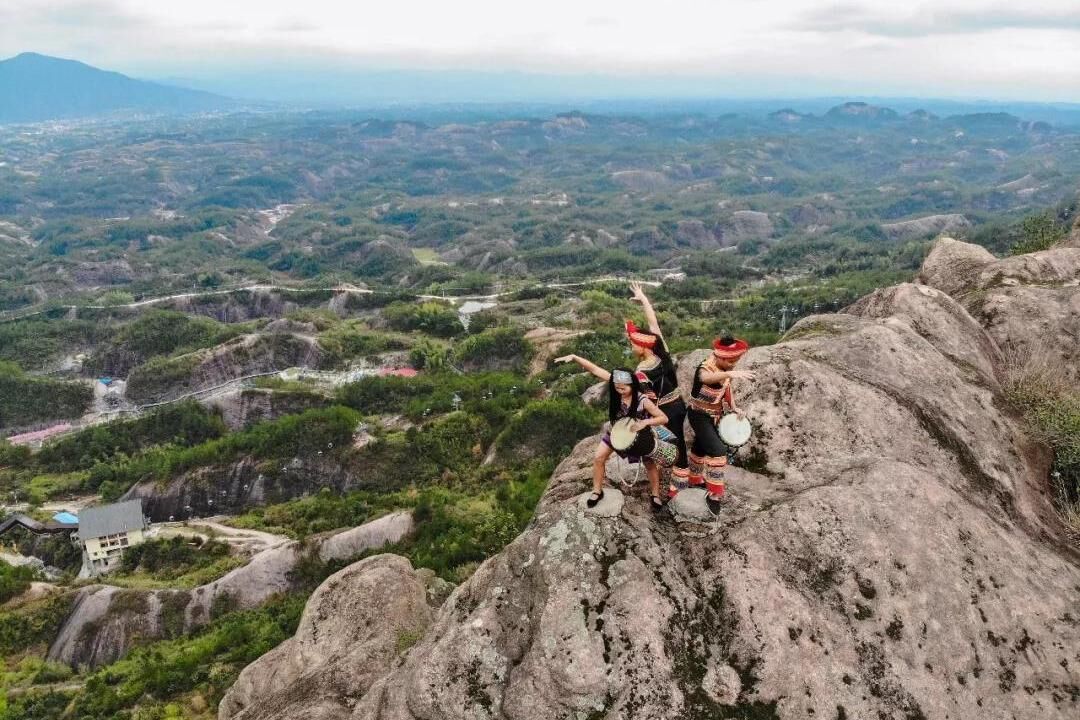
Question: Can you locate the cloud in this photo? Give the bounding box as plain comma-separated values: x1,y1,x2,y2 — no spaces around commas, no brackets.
272,19,321,33
6,0,153,30
793,3,1080,37
2,0,1080,102
584,16,619,29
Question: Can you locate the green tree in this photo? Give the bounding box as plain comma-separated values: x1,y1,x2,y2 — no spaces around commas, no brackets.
1011,213,1066,255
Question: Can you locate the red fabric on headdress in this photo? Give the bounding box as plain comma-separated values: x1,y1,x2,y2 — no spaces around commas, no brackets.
712,337,749,360
625,320,657,349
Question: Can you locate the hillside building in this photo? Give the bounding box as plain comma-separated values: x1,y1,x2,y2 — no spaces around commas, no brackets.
77,499,148,575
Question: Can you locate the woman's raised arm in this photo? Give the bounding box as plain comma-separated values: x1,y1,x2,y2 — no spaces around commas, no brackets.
629,281,662,336
554,354,611,381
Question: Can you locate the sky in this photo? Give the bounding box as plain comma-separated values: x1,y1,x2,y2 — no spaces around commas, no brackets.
3,0,1080,102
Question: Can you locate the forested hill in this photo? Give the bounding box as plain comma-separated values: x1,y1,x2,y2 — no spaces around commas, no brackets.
0,53,232,123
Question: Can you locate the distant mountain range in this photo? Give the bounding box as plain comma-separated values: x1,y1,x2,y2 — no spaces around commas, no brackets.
2,52,1080,129
0,52,234,124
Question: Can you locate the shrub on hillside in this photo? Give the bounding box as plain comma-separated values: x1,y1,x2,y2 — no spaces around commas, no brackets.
86,406,362,497
318,326,408,367
68,595,304,718
495,399,601,463
37,401,227,472
0,362,93,430
123,354,201,403
1010,212,1067,255
89,309,241,376
1006,357,1080,531
453,326,533,373
0,593,76,655
0,563,36,604
383,301,463,338
120,536,231,581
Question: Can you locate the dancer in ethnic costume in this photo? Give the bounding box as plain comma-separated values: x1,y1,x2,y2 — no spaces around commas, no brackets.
687,335,754,514
627,281,690,498
554,356,671,512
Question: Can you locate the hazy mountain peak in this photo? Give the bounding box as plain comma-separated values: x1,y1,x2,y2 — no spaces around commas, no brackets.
0,52,233,124
825,101,900,121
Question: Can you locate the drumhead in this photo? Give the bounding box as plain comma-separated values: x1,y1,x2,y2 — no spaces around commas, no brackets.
718,414,752,447
609,417,637,451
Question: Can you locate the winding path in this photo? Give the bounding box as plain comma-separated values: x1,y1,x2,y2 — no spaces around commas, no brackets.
0,276,660,323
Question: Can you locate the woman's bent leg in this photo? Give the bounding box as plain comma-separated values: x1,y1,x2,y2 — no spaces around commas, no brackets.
592,443,614,494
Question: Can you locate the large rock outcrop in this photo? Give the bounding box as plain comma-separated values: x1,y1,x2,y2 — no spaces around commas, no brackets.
123,454,358,521
47,512,414,669
125,332,323,404
206,387,326,431
882,214,971,241
918,236,1080,383
219,555,447,720
225,238,1080,719
720,210,774,245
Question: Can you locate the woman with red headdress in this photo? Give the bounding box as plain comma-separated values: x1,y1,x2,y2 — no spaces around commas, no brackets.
687,335,755,514
627,281,690,498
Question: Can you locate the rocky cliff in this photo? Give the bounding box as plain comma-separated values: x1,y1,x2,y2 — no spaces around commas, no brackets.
917,237,1080,383
125,332,323,404
47,512,414,669
220,237,1080,720
122,454,357,522
219,555,451,720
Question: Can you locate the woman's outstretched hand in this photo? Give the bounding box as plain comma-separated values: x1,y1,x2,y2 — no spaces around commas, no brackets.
727,369,757,381
554,354,577,364
629,281,648,304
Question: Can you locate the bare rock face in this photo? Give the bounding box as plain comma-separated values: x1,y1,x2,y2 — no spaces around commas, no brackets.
225,241,1080,720
219,555,438,720
721,210,774,245
123,454,358,521
674,220,722,249
48,514,414,669
610,170,670,192
919,237,1080,383
882,213,972,241
205,387,326,431
125,333,323,404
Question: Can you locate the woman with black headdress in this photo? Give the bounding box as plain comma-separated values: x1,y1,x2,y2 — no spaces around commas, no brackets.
554,355,670,512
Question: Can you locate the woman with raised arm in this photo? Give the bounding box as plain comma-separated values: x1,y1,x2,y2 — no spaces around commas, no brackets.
554,355,670,512
687,335,755,514
626,281,691,498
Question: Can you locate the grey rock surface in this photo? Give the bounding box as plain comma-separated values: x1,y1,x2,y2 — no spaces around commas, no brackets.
219,555,437,720
721,210,774,245
919,236,1080,383
578,487,624,518
881,213,971,241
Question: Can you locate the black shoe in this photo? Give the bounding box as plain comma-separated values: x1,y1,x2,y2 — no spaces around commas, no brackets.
586,490,605,508
706,494,726,515
651,495,664,513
